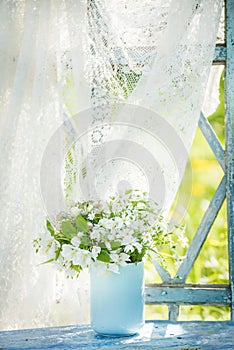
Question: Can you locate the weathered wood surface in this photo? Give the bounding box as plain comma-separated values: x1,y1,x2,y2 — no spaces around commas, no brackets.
213,45,226,63
0,321,234,350
145,284,231,306
198,113,225,171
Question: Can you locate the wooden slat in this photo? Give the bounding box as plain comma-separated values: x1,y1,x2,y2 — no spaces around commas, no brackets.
145,284,231,306
225,0,234,321
168,305,179,321
213,45,227,63
199,112,225,171
173,176,226,283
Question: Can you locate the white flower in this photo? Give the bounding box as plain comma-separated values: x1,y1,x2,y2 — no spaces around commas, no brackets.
110,252,130,266
120,229,134,245
121,213,131,227
96,200,110,214
132,220,144,231
70,207,80,216
107,233,117,241
142,231,152,243
119,252,130,265
107,263,119,274
87,204,93,212
136,202,146,210
109,221,118,233
175,225,188,248
76,249,92,268
61,244,76,261
99,218,112,229
88,212,95,220
122,235,134,245
124,239,142,253
61,245,92,268
124,244,135,253
134,242,143,252
114,217,123,229
40,230,59,259
88,221,93,230
111,201,121,214
92,246,101,260
110,252,119,263
44,241,58,259
90,228,100,241
70,232,83,247
105,241,112,250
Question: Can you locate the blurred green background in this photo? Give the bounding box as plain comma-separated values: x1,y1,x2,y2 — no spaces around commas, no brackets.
145,68,229,321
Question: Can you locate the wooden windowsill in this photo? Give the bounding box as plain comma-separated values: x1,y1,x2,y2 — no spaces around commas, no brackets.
0,320,233,349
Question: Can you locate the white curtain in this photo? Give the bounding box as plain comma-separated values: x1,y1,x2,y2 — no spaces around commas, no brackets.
0,0,221,330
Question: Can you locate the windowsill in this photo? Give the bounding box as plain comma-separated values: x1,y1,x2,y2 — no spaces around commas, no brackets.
0,320,233,349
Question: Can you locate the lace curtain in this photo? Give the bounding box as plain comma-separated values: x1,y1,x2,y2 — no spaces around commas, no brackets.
0,0,221,330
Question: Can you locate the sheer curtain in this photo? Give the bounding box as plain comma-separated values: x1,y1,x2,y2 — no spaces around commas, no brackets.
0,0,221,330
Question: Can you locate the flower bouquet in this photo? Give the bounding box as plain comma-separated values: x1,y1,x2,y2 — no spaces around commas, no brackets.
34,189,185,335
34,190,181,275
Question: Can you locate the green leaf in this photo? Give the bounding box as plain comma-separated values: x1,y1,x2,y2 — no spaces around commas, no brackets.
111,241,121,250
46,220,55,236
39,258,55,265
54,235,70,244
55,247,61,260
81,236,90,246
61,221,77,238
99,242,106,249
97,250,111,263
76,215,88,232
71,264,82,274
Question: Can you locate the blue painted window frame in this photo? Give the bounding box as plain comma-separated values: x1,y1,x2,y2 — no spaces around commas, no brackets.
145,0,234,321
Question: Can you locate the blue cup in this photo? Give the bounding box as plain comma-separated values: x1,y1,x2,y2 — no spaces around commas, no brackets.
90,261,145,336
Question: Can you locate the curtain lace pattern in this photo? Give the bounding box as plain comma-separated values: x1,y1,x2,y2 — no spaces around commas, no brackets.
0,0,221,330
